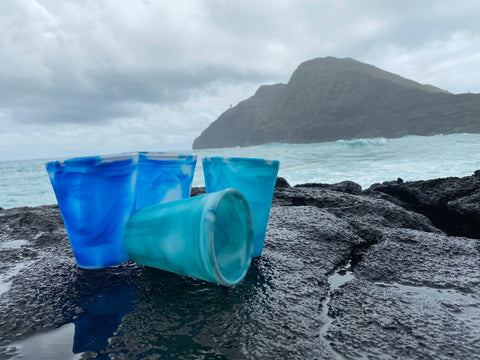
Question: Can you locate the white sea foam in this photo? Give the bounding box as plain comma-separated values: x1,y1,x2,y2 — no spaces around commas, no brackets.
1,133,480,209
192,133,480,188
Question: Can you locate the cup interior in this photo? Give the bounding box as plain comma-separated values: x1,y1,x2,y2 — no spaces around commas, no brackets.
209,189,253,286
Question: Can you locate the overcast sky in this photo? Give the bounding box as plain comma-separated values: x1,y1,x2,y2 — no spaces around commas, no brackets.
1,0,479,161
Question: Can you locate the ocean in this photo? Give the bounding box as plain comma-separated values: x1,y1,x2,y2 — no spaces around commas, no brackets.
1,133,479,209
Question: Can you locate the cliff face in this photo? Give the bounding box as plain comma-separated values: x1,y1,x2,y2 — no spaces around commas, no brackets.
193,57,480,149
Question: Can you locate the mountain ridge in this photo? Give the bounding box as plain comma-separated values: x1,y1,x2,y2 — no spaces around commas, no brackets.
287,57,448,94
193,57,479,149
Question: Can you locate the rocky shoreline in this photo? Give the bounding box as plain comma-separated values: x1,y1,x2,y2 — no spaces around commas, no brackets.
1,171,479,359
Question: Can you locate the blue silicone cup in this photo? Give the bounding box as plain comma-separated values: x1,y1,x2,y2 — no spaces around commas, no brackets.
134,152,197,211
46,154,138,269
202,157,279,258
124,188,254,287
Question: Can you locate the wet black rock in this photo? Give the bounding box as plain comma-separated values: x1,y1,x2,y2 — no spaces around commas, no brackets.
1,171,479,359
190,186,206,197
365,171,480,239
274,177,291,188
328,228,480,359
295,180,363,195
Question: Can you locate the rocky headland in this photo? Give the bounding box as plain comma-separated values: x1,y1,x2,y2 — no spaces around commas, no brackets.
1,171,480,359
193,57,480,149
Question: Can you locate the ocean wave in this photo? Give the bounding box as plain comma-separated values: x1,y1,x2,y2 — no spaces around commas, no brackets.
335,137,388,147
2,134,480,208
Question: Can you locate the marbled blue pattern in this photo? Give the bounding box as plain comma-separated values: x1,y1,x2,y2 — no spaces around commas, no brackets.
124,189,254,287
134,152,197,211
202,157,279,258
46,154,138,268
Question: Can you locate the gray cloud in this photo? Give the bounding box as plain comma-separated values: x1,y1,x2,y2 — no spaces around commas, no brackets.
1,64,273,124
1,0,480,160
0,0,281,126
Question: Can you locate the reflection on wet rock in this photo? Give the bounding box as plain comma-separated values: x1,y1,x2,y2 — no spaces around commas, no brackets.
72,285,137,354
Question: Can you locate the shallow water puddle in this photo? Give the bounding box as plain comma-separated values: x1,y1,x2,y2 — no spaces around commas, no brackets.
6,323,81,360
375,282,480,322
328,266,355,292
0,262,32,296
0,239,28,250
0,239,31,295
319,261,355,360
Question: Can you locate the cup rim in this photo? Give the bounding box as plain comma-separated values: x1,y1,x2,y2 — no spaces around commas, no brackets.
202,188,253,287
137,152,197,161
202,156,279,166
46,153,138,167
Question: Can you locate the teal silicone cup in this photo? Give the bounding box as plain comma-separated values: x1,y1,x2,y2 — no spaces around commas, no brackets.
46,154,138,269
202,157,279,258
134,152,197,211
124,188,254,287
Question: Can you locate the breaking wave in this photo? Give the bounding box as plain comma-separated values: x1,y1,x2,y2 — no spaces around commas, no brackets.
1,133,480,208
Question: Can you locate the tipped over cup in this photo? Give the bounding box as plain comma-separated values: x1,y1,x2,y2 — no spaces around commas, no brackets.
124,188,254,286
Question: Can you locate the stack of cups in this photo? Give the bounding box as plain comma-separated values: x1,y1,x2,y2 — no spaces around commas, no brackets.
47,152,279,287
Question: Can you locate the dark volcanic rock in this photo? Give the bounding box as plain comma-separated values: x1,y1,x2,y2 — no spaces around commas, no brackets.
190,186,206,197
1,173,480,359
295,180,362,195
275,176,290,188
328,229,480,359
366,170,480,239
193,57,480,149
